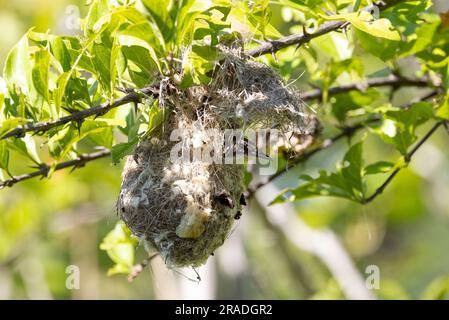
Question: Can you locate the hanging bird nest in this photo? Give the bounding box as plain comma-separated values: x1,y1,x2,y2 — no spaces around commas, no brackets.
118,45,315,268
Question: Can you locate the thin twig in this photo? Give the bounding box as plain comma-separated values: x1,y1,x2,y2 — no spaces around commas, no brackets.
300,75,430,101
361,121,443,204
0,149,111,189
128,254,158,282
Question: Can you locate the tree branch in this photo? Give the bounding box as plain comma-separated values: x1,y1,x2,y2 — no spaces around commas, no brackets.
0,149,111,189
246,0,405,58
0,87,159,140
247,21,345,58
300,75,430,101
0,0,412,141
361,121,443,204
0,85,439,191
1,75,431,141
246,118,378,197
248,89,440,198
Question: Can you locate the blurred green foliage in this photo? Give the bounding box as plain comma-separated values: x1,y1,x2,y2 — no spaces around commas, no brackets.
0,0,449,300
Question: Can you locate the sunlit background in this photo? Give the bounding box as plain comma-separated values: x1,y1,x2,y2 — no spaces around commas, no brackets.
1,0,449,299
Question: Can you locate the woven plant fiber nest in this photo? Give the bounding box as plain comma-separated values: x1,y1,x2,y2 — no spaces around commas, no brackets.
118,47,314,268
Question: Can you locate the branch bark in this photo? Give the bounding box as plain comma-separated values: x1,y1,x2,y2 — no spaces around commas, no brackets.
0,0,413,142
0,87,158,140
0,75,431,141
0,88,439,191
300,75,430,101
246,0,405,58
247,118,380,197
248,90,441,199
0,149,111,189
246,21,345,58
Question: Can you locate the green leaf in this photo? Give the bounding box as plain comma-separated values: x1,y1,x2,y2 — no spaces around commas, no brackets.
271,142,366,204
55,7,114,113
0,140,9,171
91,39,119,95
49,36,72,72
340,141,365,197
100,221,137,276
364,161,395,175
115,7,165,59
324,11,401,41
10,135,41,165
355,28,399,60
176,0,229,47
371,102,434,155
436,96,449,120
121,45,158,87
399,18,439,57
141,0,174,43
84,0,110,37
231,0,282,40
3,34,31,93
31,48,51,103
111,138,138,164
332,89,381,122
53,72,72,114
89,127,113,149
0,118,26,139
48,120,112,159
181,45,218,87
421,277,449,300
